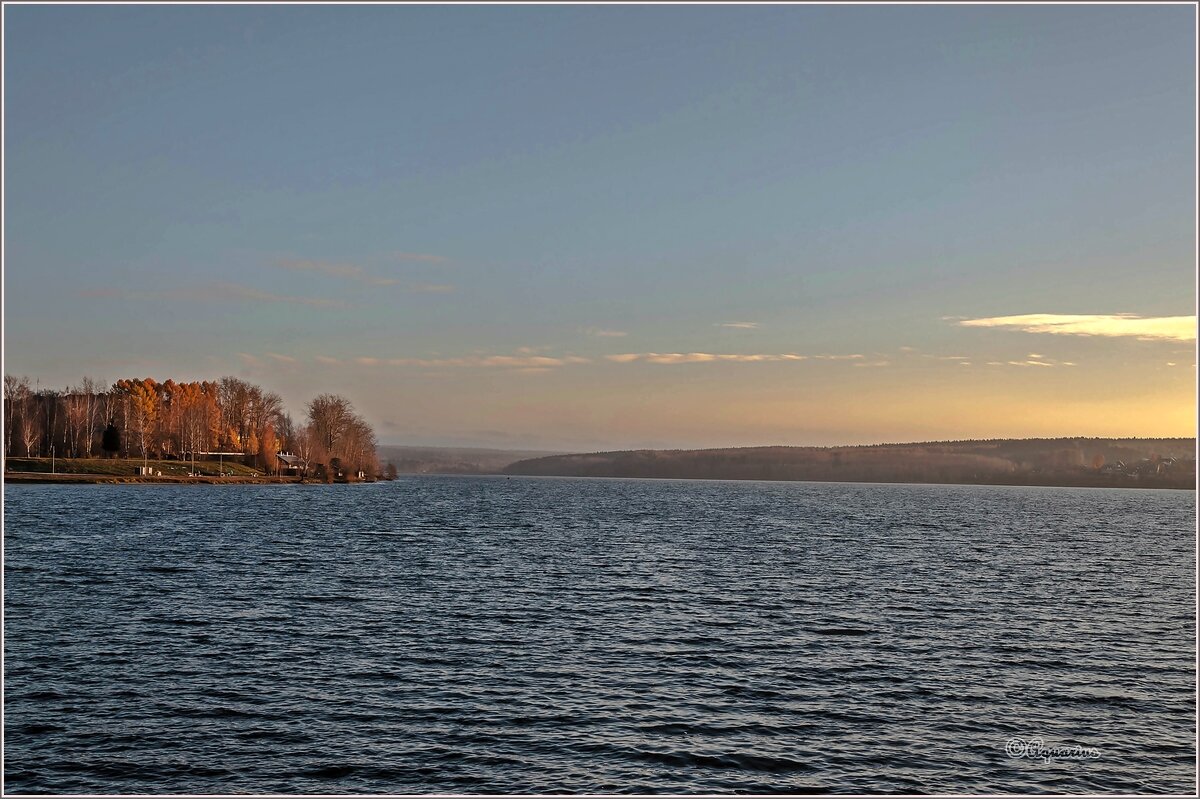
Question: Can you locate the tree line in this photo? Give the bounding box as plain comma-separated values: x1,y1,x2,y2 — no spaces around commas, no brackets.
3,375,379,478
503,439,1196,489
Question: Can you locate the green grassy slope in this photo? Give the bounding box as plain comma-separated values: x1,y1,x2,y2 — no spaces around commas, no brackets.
4,457,264,478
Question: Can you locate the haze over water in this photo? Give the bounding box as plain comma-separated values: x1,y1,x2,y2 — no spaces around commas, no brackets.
4,477,1194,793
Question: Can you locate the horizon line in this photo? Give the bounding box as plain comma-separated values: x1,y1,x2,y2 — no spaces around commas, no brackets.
379,434,1200,456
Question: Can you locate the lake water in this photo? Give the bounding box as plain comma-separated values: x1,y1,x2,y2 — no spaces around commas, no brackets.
3,477,1195,793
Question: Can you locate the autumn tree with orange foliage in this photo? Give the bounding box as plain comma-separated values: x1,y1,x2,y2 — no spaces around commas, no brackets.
4,373,379,477
305,393,379,479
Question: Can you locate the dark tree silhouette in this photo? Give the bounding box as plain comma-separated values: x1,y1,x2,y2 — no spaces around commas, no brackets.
101,421,121,458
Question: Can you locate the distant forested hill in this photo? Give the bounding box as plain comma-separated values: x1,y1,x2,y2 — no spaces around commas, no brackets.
502,438,1196,489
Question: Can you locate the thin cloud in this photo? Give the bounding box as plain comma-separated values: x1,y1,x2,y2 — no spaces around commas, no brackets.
264,352,297,364
75,283,341,307
275,259,400,287
989,356,1075,367
392,252,450,264
404,355,582,368
213,283,343,308
409,283,456,293
343,353,590,369
716,321,761,329
583,327,628,338
604,352,862,365
903,348,979,365
314,355,341,365
958,313,1196,342
327,350,871,369
903,347,967,361
276,259,362,279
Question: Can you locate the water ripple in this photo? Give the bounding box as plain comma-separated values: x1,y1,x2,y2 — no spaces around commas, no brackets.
4,477,1195,793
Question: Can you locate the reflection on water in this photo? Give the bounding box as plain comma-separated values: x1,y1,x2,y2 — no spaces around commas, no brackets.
4,477,1195,793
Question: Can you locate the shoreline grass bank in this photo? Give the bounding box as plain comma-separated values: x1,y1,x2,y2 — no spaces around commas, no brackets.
2,457,382,485
3,471,305,485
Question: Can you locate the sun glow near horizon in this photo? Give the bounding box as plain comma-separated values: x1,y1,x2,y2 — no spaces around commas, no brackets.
198,317,1196,450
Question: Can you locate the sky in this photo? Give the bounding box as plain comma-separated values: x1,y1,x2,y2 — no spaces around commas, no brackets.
3,4,1196,451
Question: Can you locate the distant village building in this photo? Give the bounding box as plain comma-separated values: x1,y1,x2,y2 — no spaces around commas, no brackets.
1097,457,1197,480
276,453,308,474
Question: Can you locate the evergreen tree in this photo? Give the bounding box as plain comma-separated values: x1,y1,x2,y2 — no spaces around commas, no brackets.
101,421,120,458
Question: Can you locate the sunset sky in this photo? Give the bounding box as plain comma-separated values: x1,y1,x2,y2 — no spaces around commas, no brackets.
4,4,1196,451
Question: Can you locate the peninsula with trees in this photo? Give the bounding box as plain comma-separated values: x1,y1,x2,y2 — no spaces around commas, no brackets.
3,374,391,484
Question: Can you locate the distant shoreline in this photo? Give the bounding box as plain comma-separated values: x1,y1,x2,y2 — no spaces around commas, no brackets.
502,437,1197,491
4,470,1194,491
5,437,1195,490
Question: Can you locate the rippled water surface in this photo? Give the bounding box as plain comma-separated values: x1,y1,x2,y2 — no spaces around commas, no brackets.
4,477,1196,793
